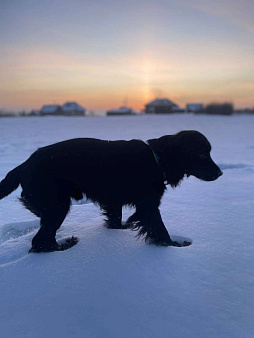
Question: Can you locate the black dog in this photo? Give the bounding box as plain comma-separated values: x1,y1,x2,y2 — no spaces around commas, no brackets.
0,130,222,252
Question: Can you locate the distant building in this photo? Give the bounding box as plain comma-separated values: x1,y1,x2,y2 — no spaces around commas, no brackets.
172,106,186,113
106,106,136,116
40,102,85,116
145,98,178,114
40,105,62,115
62,102,86,115
186,104,204,113
205,103,233,115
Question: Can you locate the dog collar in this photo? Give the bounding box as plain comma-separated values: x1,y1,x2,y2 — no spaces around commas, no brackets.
151,150,167,184
152,150,160,164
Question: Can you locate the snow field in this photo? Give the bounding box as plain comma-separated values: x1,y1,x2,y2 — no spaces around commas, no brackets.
0,114,254,337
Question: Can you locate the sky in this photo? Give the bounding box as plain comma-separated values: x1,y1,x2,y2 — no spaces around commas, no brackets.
0,0,254,112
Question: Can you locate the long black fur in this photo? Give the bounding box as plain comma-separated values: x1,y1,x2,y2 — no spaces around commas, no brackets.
0,130,222,252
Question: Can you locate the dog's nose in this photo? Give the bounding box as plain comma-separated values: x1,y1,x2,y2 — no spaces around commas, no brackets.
218,170,223,177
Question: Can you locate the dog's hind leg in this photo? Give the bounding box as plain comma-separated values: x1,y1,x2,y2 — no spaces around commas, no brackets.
102,205,124,229
30,196,75,253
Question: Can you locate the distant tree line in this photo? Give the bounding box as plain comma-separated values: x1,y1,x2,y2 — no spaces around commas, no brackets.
193,103,254,115
205,103,234,115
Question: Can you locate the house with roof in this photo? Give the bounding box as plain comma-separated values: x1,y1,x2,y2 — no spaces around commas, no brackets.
186,103,204,113
61,102,86,116
145,98,179,114
106,106,136,116
40,102,86,116
40,105,62,115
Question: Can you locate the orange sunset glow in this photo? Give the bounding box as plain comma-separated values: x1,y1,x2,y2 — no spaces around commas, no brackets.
1,0,254,112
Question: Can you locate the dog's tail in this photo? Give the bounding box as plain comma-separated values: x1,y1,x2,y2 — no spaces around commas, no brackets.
0,164,23,200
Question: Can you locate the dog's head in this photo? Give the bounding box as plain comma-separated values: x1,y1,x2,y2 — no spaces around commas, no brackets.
148,130,223,187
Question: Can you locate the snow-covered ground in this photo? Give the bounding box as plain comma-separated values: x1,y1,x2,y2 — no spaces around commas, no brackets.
0,114,254,338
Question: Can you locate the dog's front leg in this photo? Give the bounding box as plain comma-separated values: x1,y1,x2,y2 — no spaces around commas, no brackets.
137,206,176,246
134,195,181,246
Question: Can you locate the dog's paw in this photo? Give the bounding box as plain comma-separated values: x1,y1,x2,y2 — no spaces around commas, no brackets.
148,237,192,247
29,236,79,253
29,244,59,253
58,236,79,251
171,240,192,247
170,235,192,247
148,238,174,247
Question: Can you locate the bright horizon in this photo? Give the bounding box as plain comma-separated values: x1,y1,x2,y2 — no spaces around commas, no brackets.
1,0,254,112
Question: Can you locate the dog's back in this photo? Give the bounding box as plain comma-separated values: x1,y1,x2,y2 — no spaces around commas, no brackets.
1,138,164,207
29,138,163,203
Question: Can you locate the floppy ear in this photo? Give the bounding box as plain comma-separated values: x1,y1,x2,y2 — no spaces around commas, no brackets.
147,135,175,158
148,135,180,157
